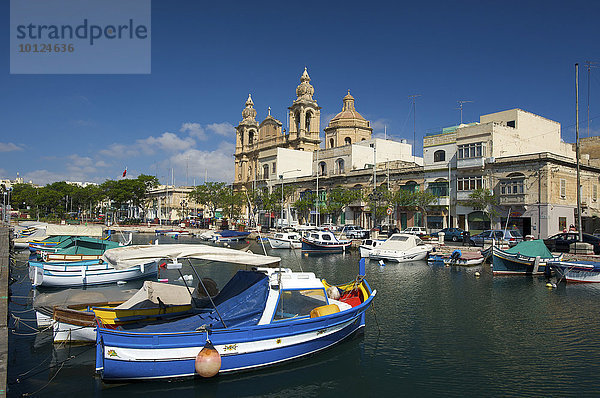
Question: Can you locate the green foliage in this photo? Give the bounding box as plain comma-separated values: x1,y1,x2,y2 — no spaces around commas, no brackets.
365,186,393,225
324,187,362,224
293,192,316,224
465,188,499,224
189,182,228,218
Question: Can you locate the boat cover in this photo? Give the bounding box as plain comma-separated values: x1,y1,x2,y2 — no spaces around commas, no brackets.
102,244,281,270
219,230,250,238
33,287,138,316
504,239,554,259
113,281,194,310
120,270,269,331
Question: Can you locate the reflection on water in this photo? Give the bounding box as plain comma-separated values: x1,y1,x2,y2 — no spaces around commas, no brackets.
7,235,600,397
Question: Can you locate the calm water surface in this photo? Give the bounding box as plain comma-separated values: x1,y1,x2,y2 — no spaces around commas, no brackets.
7,235,600,397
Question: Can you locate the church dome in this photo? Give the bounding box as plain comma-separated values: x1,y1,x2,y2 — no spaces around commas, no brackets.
330,90,366,122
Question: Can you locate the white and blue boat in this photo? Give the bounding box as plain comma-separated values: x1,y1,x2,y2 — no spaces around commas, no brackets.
212,230,251,243
94,245,375,381
549,260,600,283
29,258,158,288
492,239,562,275
301,230,351,253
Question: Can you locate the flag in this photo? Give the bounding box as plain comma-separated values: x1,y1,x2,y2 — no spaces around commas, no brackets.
122,167,127,177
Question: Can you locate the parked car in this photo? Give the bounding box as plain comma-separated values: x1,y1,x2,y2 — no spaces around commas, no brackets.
402,227,428,237
431,228,465,242
341,225,369,239
469,229,523,247
543,232,600,254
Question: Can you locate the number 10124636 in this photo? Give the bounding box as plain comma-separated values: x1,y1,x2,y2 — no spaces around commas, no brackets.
18,43,74,53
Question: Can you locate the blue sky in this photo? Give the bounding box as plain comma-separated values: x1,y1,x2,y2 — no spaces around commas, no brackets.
1,0,599,186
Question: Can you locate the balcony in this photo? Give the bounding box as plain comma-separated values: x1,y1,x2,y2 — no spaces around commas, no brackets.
457,157,485,169
433,196,450,206
457,191,474,201
499,194,526,205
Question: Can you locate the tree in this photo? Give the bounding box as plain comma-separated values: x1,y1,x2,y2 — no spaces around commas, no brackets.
221,186,246,221
465,188,499,227
366,186,393,226
293,192,316,225
412,190,438,230
189,182,228,221
324,187,362,224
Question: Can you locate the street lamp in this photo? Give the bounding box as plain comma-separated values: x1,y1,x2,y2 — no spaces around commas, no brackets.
180,200,188,221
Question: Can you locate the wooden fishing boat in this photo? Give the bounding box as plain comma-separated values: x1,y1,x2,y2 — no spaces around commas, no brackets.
549,260,600,283
428,249,485,266
29,258,158,288
51,281,196,343
95,246,375,381
492,239,562,275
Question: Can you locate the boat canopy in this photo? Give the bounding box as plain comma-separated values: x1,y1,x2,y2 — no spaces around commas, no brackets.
504,239,554,259
378,233,422,250
102,244,281,270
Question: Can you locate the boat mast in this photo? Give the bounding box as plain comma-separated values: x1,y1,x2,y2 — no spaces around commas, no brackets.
576,63,582,242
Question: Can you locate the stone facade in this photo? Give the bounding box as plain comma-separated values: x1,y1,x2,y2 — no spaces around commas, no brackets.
324,91,372,148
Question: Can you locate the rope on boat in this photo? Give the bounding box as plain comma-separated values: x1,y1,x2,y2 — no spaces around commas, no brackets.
10,313,55,335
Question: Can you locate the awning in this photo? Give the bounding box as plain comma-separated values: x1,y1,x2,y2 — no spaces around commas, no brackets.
102,244,281,270
468,211,487,222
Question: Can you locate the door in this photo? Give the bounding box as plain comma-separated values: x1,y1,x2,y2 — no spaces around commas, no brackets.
458,214,466,230
400,213,408,230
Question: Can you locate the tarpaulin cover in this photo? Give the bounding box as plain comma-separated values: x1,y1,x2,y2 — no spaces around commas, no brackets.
121,270,269,331
504,239,554,259
102,244,280,269
218,230,250,238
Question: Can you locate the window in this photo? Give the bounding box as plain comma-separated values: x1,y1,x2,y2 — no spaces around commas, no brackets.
427,181,449,196
305,112,312,132
434,150,446,162
330,138,334,148
401,181,418,193
560,179,566,198
263,165,269,179
594,185,598,201
273,289,328,321
319,161,327,176
559,217,567,232
295,112,300,132
457,176,484,191
507,120,516,128
248,130,255,146
335,158,345,174
457,142,485,159
272,163,276,174
345,137,352,145
500,179,525,195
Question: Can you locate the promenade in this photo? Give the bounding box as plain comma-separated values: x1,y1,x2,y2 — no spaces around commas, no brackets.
0,226,9,398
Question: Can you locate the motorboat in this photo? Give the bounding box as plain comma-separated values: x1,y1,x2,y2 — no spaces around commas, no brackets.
268,232,302,249
211,230,251,242
95,244,375,381
358,238,385,258
491,239,562,275
368,233,433,262
301,230,352,253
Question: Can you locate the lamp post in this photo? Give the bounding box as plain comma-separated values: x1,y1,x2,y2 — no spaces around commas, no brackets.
180,199,188,222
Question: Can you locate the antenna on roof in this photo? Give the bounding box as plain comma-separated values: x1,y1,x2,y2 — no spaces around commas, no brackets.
457,100,473,124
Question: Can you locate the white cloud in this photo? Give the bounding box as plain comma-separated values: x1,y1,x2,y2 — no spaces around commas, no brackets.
206,122,235,137
138,132,195,154
180,122,206,140
167,141,235,184
0,142,23,152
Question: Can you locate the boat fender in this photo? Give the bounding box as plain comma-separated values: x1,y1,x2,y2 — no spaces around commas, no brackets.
326,286,341,300
378,260,385,267
195,339,221,377
546,282,557,289
474,271,481,277
451,249,462,260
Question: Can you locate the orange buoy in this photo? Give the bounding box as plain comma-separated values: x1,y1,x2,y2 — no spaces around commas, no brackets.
195,340,221,377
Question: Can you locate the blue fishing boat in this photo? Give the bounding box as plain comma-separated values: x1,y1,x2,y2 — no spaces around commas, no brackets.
301,230,351,253
492,239,562,275
549,260,600,283
212,230,251,242
95,245,375,381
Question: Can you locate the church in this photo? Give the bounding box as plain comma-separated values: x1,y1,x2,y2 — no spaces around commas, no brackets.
233,67,380,191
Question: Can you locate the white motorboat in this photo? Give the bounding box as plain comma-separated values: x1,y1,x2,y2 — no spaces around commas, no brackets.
268,232,302,249
301,230,352,253
368,233,433,262
358,238,385,258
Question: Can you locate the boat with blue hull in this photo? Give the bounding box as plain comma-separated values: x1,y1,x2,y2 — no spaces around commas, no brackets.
301,230,352,253
549,260,600,283
95,246,375,381
492,239,562,275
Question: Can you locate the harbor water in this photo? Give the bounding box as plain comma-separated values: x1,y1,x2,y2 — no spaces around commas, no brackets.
7,235,600,397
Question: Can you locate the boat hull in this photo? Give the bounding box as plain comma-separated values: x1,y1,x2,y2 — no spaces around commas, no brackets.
268,238,302,249
428,254,484,266
96,294,374,380
369,248,430,262
550,261,600,283
29,260,158,287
